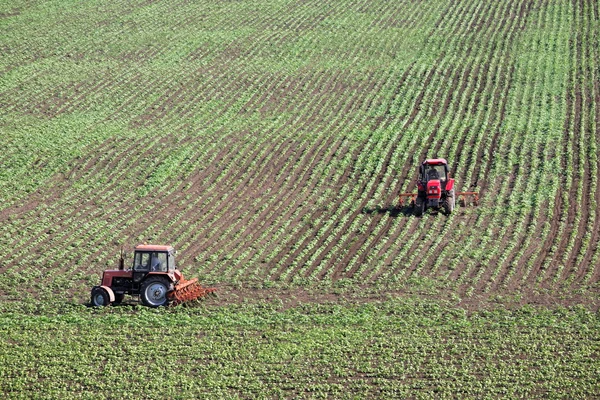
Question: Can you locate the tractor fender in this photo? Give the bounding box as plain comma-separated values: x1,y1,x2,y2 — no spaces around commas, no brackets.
445,179,455,192
100,285,116,303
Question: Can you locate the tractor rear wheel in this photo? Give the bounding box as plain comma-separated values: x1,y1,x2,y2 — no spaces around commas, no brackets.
414,196,425,216
140,277,171,307
91,287,111,307
443,191,455,215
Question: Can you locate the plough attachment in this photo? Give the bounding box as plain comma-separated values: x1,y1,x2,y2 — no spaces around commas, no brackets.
397,192,479,208
398,193,417,207
168,277,216,306
456,191,479,206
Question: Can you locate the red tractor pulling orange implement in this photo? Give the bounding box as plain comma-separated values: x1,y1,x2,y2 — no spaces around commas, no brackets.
398,158,478,216
90,244,215,307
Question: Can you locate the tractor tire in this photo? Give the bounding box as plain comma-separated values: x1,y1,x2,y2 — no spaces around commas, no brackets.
443,191,455,215
113,293,125,305
414,197,425,216
140,277,171,307
91,286,111,307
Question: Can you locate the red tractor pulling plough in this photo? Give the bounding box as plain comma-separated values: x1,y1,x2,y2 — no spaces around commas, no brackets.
398,158,478,216
90,244,215,307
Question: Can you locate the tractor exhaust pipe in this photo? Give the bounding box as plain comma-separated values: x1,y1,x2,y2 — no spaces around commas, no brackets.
119,247,125,270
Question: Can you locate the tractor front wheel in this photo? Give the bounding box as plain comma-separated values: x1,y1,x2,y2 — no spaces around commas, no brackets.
140,277,171,307
91,287,111,307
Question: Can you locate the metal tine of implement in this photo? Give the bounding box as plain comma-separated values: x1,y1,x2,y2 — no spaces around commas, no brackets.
170,280,215,305
398,192,479,207
456,192,479,206
398,193,417,207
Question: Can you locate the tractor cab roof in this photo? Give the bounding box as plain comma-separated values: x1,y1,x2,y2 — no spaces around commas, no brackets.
134,244,174,253
423,158,448,166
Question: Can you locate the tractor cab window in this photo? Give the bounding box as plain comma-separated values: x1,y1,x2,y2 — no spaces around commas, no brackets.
134,252,150,271
424,165,447,182
133,251,168,272
168,252,176,271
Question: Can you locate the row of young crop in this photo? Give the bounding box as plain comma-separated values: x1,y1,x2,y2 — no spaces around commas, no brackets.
457,0,561,295
558,0,600,288
357,0,529,291
1,302,599,398
411,0,593,297
258,0,475,284
162,0,432,284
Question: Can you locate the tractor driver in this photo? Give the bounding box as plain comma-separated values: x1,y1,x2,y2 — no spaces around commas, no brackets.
427,168,440,180
426,165,446,182
150,252,167,272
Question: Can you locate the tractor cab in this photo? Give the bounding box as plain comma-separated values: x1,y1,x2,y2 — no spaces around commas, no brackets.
420,159,449,183
131,245,176,283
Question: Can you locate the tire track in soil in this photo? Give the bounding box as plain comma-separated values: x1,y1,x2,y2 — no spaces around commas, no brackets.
588,74,600,284
265,70,391,282
345,61,468,280
294,65,419,281
288,65,423,282
361,0,494,284
183,70,357,271
567,0,598,287
469,1,538,294
560,0,591,286
527,129,568,286
233,70,379,276
417,0,532,295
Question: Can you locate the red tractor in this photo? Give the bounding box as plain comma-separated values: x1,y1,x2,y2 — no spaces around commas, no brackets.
90,244,215,307
398,158,478,216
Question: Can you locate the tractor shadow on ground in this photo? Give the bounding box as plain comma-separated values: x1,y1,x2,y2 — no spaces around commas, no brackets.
361,205,415,217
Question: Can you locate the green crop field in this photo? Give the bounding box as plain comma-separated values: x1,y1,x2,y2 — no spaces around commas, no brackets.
1,0,599,397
